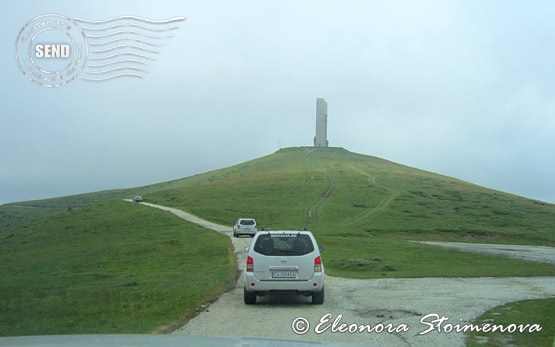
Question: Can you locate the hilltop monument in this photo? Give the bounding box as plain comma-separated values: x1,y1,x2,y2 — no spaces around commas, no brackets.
314,98,328,147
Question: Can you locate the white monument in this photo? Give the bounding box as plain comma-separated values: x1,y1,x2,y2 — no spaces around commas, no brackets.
314,98,328,147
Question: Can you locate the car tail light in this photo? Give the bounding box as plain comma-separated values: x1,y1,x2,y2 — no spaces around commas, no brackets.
246,256,254,272
237,225,240,229
314,256,322,272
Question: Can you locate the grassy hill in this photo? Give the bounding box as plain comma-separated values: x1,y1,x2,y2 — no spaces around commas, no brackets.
143,147,555,243
140,146,555,278
3,146,554,241
0,200,235,336
0,179,190,232
1,146,555,335
3,147,555,267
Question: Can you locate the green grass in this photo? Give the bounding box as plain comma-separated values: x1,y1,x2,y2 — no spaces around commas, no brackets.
319,234,555,278
3,147,554,281
1,146,554,336
141,147,555,278
0,200,235,336
144,147,555,243
0,176,202,233
465,298,555,347
4,147,554,244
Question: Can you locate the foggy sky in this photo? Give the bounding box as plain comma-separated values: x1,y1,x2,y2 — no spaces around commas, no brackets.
1,0,554,205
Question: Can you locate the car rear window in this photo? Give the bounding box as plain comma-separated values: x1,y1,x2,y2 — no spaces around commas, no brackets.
254,233,314,256
240,219,255,225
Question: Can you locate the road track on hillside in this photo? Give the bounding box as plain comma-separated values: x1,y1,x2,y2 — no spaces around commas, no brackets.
304,172,336,227
303,148,336,228
126,200,555,347
345,164,400,226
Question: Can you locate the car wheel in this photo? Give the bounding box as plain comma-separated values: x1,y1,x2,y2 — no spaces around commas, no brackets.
312,287,324,305
244,288,256,305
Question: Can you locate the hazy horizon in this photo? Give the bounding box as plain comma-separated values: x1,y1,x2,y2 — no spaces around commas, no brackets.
2,145,552,206
2,1,554,205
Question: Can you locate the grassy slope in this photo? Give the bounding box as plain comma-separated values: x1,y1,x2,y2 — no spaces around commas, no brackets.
0,180,191,232
142,147,555,278
465,298,555,347
145,147,555,241
0,200,235,336
3,147,553,279
4,146,553,242
1,146,554,338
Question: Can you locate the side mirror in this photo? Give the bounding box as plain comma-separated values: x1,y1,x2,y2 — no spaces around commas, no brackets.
319,246,324,253
244,246,250,253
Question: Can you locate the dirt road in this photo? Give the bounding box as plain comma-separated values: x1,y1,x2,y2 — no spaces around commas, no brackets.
413,241,555,266
132,201,555,347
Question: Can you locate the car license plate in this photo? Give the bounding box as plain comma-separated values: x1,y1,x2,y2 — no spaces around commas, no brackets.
271,271,297,279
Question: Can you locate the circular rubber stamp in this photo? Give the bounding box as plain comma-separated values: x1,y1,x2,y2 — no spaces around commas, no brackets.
15,14,88,87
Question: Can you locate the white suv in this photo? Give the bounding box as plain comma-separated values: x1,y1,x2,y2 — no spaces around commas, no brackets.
233,218,257,237
243,231,325,305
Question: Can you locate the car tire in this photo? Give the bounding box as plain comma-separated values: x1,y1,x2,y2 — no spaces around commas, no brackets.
244,288,256,305
312,287,324,305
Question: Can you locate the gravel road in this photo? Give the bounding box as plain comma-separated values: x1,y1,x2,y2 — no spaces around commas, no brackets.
413,241,555,266
132,201,555,347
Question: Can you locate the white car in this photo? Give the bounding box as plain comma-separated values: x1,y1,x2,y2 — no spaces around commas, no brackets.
243,231,325,305
233,218,257,237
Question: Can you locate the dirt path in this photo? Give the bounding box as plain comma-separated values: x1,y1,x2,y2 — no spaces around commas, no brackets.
128,200,555,347
131,201,250,266
345,164,400,227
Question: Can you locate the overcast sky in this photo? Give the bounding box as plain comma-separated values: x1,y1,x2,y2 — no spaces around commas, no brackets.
1,0,554,205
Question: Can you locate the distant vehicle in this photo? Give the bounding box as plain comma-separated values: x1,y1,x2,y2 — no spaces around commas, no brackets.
233,218,257,237
133,196,143,203
243,230,325,305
